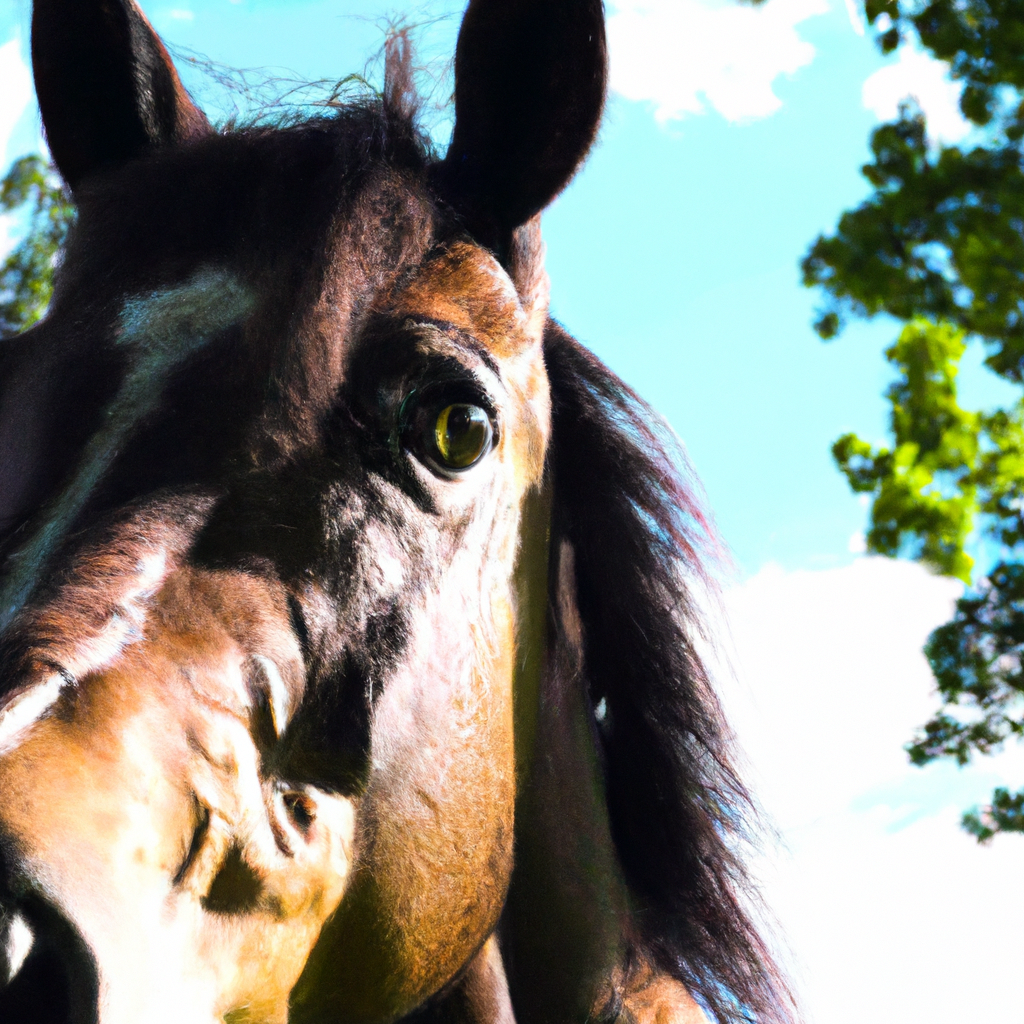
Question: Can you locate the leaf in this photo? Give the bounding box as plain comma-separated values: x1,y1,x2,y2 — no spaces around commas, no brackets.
0,155,76,338
804,0,1024,835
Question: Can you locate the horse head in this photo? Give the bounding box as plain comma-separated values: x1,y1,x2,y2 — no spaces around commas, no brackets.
0,2,792,1022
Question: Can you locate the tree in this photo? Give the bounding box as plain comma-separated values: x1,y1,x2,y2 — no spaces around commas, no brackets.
0,154,75,338
803,0,1024,838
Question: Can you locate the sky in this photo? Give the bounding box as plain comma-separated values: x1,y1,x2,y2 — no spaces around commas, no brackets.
1,0,1022,1020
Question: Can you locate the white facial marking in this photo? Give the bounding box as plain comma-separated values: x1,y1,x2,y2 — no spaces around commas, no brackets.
134,549,168,597
0,673,66,756
116,268,253,355
104,548,168,645
360,522,408,598
46,544,171,684
0,910,34,985
0,270,254,631
479,256,522,308
251,654,291,737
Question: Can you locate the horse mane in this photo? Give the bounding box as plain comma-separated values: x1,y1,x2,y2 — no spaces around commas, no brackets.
157,27,431,157
543,323,794,1024
163,20,437,135
235,30,431,177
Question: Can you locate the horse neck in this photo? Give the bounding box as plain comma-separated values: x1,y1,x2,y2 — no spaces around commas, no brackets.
501,535,631,1024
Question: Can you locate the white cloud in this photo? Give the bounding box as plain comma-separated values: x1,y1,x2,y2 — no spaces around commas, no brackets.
862,46,970,145
842,0,865,36
167,9,195,21
0,37,32,165
713,558,1024,1023
606,0,829,124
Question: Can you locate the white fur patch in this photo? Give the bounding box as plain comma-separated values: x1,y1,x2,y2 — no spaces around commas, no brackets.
116,268,253,356
0,672,66,756
251,654,291,737
62,546,171,680
0,270,254,631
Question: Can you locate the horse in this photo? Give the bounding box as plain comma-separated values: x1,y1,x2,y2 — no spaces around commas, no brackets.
0,0,793,1022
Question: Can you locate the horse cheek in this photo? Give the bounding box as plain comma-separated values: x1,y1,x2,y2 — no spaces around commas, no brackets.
289,551,517,1023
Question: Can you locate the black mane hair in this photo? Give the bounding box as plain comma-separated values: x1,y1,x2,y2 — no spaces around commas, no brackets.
543,323,794,1024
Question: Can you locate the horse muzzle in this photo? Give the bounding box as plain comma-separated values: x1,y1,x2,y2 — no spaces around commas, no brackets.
0,563,357,1024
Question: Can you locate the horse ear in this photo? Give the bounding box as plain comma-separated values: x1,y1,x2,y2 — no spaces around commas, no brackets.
31,0,211,191
438,0,607,253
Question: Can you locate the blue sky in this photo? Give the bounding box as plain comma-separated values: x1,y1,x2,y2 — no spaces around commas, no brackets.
1,1,1022,1020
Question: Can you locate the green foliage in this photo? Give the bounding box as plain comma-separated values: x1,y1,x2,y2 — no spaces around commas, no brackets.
962,787,1024,840
805,0,1024,838
802,112,1024,380
855,0,1024,119
0,155,75,338
911,562,1024,769
833,320,978,580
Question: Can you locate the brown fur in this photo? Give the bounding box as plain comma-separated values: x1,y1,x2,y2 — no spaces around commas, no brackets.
0,562,353,1023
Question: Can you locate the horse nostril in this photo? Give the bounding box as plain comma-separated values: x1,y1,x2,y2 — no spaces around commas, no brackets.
282,791,317,835
0,895,99,1024
201,846,264,915
0,909,33,986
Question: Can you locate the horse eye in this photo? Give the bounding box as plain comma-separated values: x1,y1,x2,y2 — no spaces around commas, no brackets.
431,404,493,470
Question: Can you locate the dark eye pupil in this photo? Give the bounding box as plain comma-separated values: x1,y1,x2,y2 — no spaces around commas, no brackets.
433,404,491,469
